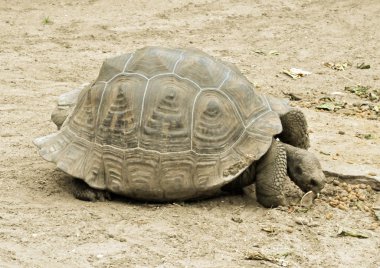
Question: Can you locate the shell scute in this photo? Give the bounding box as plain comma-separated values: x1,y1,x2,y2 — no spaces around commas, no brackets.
95,75,146,148
139,75,196,152
125,47,181,78
96,53,133,82
160,154,196,199
124,150,163,200
83,144,105,189
220,72,268,125
69,82,105,141
175,51,229,88
192,90,244,154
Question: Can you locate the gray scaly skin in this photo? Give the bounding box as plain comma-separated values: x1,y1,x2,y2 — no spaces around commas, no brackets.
277,110,310,149
222,109,324,207
255,140,288,207
254,109,324,207
222,139,324,208
255,140,324,207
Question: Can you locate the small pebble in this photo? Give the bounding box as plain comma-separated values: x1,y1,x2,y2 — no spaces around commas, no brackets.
352,184,360,190
363,205,371,212
337,204,348,211
285,227,293,233
231,217,243,223
329,200,339,207
332,180,340,186
349,194,358,202
295,217,309,225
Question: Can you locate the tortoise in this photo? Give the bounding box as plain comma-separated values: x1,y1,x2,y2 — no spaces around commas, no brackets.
34,46,325,208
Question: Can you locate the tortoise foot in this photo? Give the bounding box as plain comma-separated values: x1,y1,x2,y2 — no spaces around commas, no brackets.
72,178,111,202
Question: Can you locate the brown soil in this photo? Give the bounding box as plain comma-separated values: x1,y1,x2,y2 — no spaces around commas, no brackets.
1,0,379,267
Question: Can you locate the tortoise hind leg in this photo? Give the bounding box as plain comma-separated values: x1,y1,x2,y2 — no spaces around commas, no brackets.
72,178,111,201
255,140,287,208
277,109,310,149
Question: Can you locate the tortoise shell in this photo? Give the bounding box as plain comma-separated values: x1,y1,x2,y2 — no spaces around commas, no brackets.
34,46,283,201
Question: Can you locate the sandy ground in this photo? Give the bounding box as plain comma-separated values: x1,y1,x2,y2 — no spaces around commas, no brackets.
1,0,380,267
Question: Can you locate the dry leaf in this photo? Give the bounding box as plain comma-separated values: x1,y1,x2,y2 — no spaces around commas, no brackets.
357,63,370,69
300,191,315,208
245,251,277,263
282,68,311,79
324,61,351,71
337,229,369,238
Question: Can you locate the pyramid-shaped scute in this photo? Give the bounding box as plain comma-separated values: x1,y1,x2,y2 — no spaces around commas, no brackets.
175,51,229,88
95,75,146,148
139,75,196,152
125,47,181,78
68,82,106,141
247,110,282,136
96,53,133,82
192,91,244,154
220,72,268,125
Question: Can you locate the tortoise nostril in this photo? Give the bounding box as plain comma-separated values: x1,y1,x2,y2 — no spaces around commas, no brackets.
310,179,318,187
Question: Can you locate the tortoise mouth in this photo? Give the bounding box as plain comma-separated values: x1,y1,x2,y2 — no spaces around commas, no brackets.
299,179,325,195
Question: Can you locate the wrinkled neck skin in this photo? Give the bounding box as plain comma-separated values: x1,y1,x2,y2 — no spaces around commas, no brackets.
281,142,325,194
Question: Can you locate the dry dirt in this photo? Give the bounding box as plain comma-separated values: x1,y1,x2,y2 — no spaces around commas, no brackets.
1,0,380,267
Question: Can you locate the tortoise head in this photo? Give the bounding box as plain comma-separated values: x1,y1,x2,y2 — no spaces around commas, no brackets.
284,144,325,194
51,85,87,129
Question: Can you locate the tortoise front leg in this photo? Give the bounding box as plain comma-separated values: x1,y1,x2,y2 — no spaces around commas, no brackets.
277,109,310,149
72,178,111,202
255,140,287,208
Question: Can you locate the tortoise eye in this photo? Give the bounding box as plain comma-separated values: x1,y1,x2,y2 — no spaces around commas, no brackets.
310,179,318,186
295,166,303,175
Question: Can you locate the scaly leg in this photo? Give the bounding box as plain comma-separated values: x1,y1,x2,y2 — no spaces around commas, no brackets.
277,109,310,149
255,140,287,208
